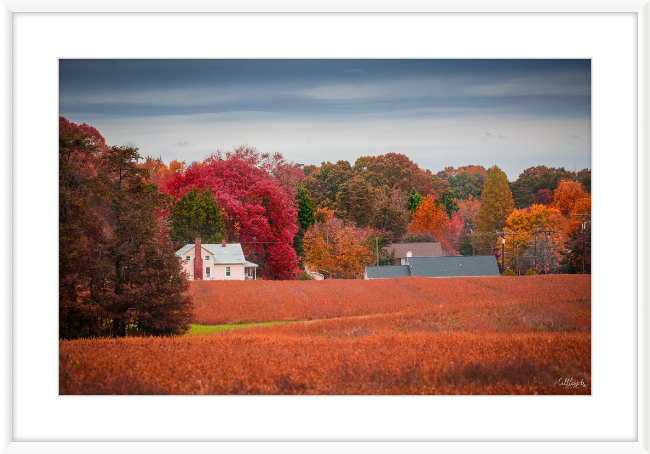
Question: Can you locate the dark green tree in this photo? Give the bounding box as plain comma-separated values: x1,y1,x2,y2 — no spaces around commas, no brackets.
300,160,353,209
335,175,376,227
96,146,194,337
170,186,227,246
509,165,573,208
448,171,487,201
406,187,423,213
293,187,316,263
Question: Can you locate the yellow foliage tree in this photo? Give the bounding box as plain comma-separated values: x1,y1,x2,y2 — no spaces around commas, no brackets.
303,217,374,279
502,204,566,273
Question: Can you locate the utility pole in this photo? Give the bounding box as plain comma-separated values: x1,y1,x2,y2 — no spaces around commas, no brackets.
496,230,506,272
573,213,590,274
466,223,475,256
533,229,538,273
375,236,380,279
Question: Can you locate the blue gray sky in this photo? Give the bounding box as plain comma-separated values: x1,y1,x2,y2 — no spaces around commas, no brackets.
59,59,591,180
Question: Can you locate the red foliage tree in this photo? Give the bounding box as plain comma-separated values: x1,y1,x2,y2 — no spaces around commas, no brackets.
164,148,300,280
533,188,553,206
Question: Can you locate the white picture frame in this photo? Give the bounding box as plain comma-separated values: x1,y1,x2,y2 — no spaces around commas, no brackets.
2,2,648,453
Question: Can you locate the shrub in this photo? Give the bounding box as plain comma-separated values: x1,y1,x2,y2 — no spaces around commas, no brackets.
297,271,315,281
525,269,538,276
501,268,517,276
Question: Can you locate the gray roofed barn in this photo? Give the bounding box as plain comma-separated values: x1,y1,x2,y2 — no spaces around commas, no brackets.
364,265,411,279
364,255,500,279
408,256,500,277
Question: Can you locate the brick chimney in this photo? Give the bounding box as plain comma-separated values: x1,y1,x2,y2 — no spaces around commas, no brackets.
222,239,226,247
194,238,203,281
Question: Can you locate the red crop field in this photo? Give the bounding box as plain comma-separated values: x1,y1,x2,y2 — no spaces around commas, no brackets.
60,275,591,395
189,275,590,324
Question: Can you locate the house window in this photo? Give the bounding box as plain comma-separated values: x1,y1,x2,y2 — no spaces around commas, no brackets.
185,256,191,262
225,266,231,277
205,256,210,261
205,267,210,278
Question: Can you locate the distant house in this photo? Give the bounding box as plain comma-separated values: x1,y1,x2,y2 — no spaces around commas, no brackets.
383,242,445,265
364,255,500,279
176,238,258,281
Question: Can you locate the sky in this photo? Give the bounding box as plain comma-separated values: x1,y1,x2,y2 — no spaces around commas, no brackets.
59,59,591,181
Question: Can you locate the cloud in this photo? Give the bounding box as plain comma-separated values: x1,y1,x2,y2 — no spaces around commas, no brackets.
122,141,137,147
480,132,507,142
172,141,193,147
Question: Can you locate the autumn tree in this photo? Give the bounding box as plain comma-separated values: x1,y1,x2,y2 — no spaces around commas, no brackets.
509,165,574,208
476,166,514,232
552,180,586,217
576,168,591,193
475,166,514,255
562,193,591,235
561,220,591,274
60,117,194,339
164,148,300,280
335,175,376,227
502,204,565,273
300,160,353,209
96,146,194,337
59,117,108,339
353,153,449,198
371,187,409,239
302,217,374,279
455,195,481,256
533,188,553,206
170,186,227,246
407,194,451,244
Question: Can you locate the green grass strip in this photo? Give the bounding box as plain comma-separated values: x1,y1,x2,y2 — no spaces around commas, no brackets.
188,320,296,335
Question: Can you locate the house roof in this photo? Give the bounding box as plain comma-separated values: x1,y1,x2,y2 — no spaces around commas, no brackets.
408,256,500,277
365,256,500,279
384,242,444,258
176,243,251,265
365,265,411,279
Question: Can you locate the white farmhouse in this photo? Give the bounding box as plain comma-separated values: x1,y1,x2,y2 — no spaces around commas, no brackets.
176,238,258,281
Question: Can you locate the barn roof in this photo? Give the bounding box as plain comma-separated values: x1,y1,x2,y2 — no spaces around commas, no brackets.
365,265,411,279
408,256,500,277
365,256,500,279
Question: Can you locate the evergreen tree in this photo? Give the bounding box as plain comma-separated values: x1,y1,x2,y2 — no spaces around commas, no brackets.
96,146,194,337
406,187,423,213
170,187,227,245
293,187,316,263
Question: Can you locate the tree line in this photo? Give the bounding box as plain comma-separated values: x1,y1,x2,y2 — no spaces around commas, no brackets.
60,117,591,337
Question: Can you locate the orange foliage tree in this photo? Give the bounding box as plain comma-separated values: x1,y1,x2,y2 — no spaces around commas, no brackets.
562,193,591,235
407,194,450,239
503,204,566,273
302,217,374,279
552,180,586,216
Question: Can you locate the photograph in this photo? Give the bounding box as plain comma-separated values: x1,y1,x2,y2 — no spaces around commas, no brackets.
58,58,591,395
